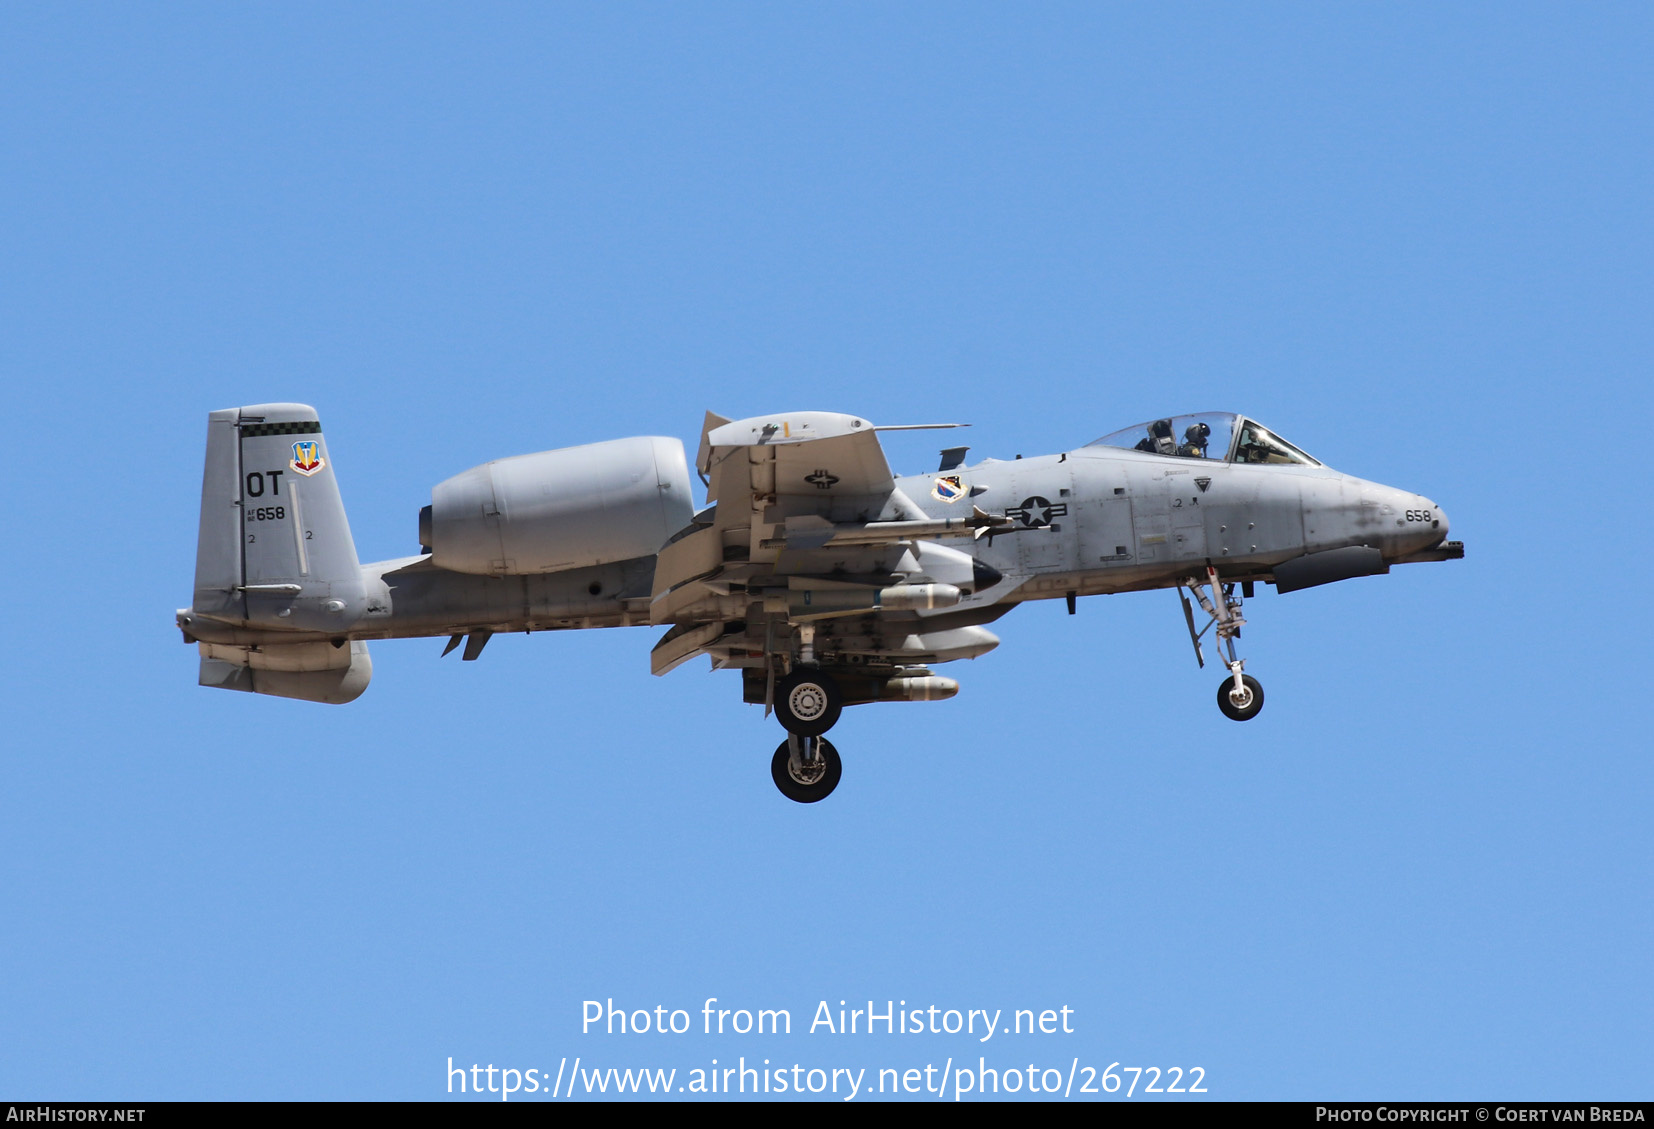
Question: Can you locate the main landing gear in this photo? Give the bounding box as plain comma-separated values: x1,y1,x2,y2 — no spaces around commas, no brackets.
768,624,845,802
769,668,844,802
771,735,842,803
1180,566,1265,722
774,666,842,737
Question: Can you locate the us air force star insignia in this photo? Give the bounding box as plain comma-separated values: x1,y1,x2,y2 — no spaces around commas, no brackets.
804,469,840,489
1006,495,1067,527
932,475,966,503
1195,477,1211,493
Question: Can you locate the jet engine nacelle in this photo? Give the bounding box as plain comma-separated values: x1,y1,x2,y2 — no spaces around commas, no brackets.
421,436,694,576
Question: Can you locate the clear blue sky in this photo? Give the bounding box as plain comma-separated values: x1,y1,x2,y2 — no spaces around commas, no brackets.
2,3,1649,1101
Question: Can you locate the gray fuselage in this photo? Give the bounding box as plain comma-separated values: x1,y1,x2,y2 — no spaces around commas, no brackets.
182,443,1447,650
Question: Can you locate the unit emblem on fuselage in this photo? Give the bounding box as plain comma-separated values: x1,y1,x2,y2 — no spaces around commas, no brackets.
931,475,966,503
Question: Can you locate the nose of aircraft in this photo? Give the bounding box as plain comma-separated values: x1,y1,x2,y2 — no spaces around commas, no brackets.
1401,494,1448,552
1305,477,1452,558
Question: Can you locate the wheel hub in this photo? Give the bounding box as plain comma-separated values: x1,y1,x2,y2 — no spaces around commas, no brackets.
787,755,827,786
787,683,828,721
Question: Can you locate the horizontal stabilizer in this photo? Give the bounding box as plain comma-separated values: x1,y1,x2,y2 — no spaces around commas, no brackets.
198,640,371,704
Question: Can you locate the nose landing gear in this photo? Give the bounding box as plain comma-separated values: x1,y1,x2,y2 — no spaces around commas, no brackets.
1216,672,1264,721
1181,566,1265,722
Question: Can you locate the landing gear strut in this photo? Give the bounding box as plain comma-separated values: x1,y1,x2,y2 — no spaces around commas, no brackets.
1181,565,1265,722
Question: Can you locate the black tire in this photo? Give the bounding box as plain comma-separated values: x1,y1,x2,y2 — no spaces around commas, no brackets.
1217,673,1265,721
774,666,843,736
771,738,842,803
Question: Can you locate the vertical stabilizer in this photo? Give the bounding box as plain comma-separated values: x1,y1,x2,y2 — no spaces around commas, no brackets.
220,403,367,628
185,403,373,703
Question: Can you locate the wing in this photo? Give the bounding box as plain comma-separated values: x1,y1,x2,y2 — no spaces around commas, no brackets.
654,411,896,673
702,410,899,509
649,411,1012,695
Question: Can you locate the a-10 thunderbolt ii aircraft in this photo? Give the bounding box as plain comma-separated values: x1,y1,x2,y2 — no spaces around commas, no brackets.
178,405,1461,802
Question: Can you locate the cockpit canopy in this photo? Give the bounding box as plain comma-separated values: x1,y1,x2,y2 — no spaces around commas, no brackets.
1087,412,1321,466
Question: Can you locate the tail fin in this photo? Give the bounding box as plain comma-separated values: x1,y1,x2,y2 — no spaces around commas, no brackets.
187,403,372,703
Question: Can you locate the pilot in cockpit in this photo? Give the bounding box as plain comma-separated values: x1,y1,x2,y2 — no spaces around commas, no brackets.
1177,421,1211,458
